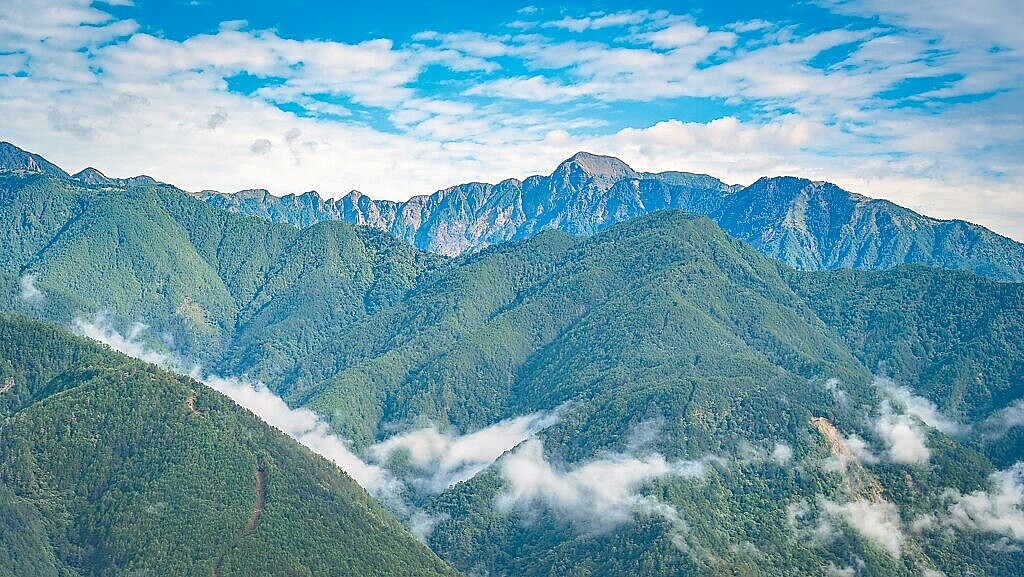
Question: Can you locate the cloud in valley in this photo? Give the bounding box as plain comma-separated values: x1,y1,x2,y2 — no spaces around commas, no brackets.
875,377,968,436
820,498,905,557
944,462,1024,541
790,494,907,559
874,401,931,465
71,314,400,500
369,407,566,493
496,439,705,542
980,400,1024,438
18,274,44,305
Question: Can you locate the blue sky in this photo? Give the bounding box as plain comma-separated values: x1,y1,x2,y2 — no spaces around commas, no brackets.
1,0,1022,238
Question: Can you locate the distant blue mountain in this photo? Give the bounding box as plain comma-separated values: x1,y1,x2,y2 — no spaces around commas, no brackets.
199,151,1024,282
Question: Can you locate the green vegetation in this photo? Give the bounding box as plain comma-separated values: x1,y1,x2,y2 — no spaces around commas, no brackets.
0,315,458,577
1,171,1022,576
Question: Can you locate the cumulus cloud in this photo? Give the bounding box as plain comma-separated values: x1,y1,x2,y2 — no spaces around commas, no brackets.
821,498,905,557
71,314,400,500
368,407,565,493
18,274,44,305
980,400,1024,438
874,377,968,436
945,462,1024,541
496,439,704,543
874,401,931,465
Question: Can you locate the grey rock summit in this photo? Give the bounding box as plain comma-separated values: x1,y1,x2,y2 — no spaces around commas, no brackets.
0,141,70,178
71,167,159,187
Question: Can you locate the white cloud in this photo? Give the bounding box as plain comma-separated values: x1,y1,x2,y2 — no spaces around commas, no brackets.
496,439,704,541
642,21,715,49
771,443,794,464
200,373,400,500
825,564,855,577
980,400,1024,437
18,274,44,305
843,433,879,465
73,314,177,368
821,498,905,557
368,407,565,493
408,510,448,543
874,377,968,436
822,0,1024,52
249,138,272,155
543,11,658,33
71,313,400,500
874,401,931,465
0,0,1021,239
823,378,849,406
945,462,1024,541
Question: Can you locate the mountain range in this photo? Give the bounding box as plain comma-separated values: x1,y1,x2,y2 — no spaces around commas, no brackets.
5,140,1023,282
197,149,1024,282
0,140,1022,576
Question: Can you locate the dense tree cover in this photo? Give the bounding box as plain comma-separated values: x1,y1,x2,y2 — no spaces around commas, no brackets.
1,172,1022,576
0,173,441,365
791,266,1024,421
0,315,458,577
282,212,1020,576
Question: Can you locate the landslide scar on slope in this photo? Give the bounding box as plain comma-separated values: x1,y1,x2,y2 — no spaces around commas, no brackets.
186,390,202,415
247,464,266,533
810,416,884,502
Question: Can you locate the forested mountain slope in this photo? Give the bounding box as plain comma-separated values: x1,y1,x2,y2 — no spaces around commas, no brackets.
0,315,459,577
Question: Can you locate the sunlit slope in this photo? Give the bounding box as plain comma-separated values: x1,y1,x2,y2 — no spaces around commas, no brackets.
0,315,459,577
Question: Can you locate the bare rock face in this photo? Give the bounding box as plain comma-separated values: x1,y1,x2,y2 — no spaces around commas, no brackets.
200,152,736,257
0,141,70,178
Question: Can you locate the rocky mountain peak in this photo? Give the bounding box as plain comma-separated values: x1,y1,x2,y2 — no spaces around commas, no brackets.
553,152,638,187
0,141,70,178
72,167,113,185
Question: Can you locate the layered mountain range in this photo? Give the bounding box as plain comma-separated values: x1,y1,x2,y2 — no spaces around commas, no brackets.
197,149,1024,282
1,140,1022,576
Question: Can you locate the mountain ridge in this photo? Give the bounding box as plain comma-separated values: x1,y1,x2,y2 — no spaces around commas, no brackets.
202,151,1024,282
2,140,1022,281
